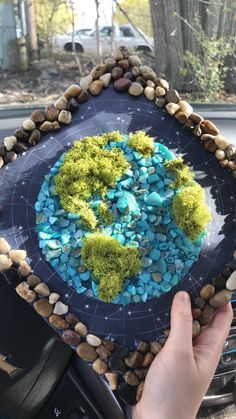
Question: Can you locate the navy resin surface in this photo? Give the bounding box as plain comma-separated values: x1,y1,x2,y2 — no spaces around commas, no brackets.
35,136,204,304
0,87,235,346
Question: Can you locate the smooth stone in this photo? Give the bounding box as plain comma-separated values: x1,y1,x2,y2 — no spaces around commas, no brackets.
18,261,32,276
45,105,60,122
125,351,143,368
114,77,131,92
89,80,103,95
80,74,93,90
152,272,162,282
92,358,108,375
226,271,236,291
149,249,160,261
136,381,144,402
108,356,126,373
49,292,60,304
62,330,81,346
150,341,162,355
105,372,118,390
203,120,220,135
136,341,150,354
49,314,69,330
142,352,154,367
200,284,215,300
29,129,41,145
129,55,142,66
40,121,60,131
124,371,140,386
22,119,35,131
144,86,155,100
65,312,80,326
15,281,36,302
99,72,111,87
77,343,97,362
86,334,102,347
96,345,111,360
155,86,166,97
9,249,26,263
154,258,166,274
0,237,11,254
194,297,206,309
192,320,201,338
0,254,12,272
54,96,68,110
74,322,88,337
209,289,232,308
53,301,68,315
214,134,229,150
34,299,54,317
58,110,72,124
111,66,123,79
200,304,214,326
68,98,79,113
63,84,81,98
146,192,162,207
77,89,89,103
31,109,46,124
34,282,50,297
117,383,137,406
128,82,144,96
14,128,29,142
4,136,17,151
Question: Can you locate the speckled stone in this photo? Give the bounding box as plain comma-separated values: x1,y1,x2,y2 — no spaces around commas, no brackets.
111,66,123,80
129,55,142,67
77,342,97,362
49,314,69,330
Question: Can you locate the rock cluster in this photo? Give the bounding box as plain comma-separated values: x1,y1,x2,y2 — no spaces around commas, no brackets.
0,235,235,405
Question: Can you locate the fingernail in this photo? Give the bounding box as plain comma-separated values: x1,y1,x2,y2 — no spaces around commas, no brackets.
176,291,190,304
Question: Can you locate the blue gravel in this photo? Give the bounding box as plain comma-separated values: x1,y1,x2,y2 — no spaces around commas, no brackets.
35,135,205,304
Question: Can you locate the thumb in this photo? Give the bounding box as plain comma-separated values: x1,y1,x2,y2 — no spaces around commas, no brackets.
167,291,193,351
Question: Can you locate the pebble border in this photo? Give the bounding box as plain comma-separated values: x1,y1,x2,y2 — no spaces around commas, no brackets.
0,46,236,177
0,236,235,405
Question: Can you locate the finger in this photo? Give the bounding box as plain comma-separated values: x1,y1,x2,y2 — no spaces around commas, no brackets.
167,291,193,350
194,302,233,358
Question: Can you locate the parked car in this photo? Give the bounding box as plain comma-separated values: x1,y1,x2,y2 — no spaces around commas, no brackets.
53,23,154,54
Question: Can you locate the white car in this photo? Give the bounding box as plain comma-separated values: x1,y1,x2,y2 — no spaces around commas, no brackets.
53,24,153,54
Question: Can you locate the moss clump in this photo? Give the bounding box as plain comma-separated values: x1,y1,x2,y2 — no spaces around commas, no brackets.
128,131,154,156
164,157,194,188
55,134,129,228
101,131,123,142
98,202,114,224
173,183,211,240
81,233,141,302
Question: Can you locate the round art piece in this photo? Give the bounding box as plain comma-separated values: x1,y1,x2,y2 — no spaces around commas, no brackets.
0,47,235,405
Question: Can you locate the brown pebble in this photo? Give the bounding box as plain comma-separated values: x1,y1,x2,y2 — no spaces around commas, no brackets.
203,120,220,136
49,314,69,330
178,100,193,117
90,64,106,80
142,352,154,367
74,321,88,337
150,341,162,355
114,77,131,92
77,89,89,103
27,274,41,288
29,129,41,145
18,260,31,276
228,160,236,170
118,59,129,71
214,135,229,150
192,320,201,338
140,65,156,81
132,65,140,77
63,84,81,98
136,381,144,402
31,110,46,124
200,304,214,326
104,57,116,71
155,77,169,91
219,159,229,168
40,121,60,131
134,368,148,380
34,299,53,317
155,86,166,97
125,351,143,368
105,372,118,390
155,98,166,108
92,358,108,375
54,96,68,110
165,89,180,103
184,119,195,130
129,55,142,67
15,282,36,303
215,149,226,160
225,144,236,160
96,344,111,360
165,103,180,115
201,133,215,142
77,342,97,362
65,312,79,326
114,49,123,61
146,80,155,88
192,308,202,320
209,289,232,308
200,284,215,300
62,330,81,346
194,296,206,309
111,66,123,80
102,339,115,351
204,140,218,153
34,282,50,297
124,371,140,386
174,111,188,124
136,341,150,354
89,80,103,96
45,105,60,122
193,123,203,137
190,113,204,124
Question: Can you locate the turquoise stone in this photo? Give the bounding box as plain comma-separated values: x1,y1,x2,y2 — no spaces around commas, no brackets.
154,258,167,274
149,173,159,184
48,240,61,249
145,192,162,207
160,281,171,292
149,249,161,261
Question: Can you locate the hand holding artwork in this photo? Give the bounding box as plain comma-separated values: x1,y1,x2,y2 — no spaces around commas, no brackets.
133,291,233,419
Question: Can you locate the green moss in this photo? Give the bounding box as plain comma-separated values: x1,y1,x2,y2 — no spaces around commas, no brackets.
101,131,123,142
128,131,154,156
55,134,129,229
164,158,194,188
81,233,141,302
98,202,114,224
173,183,211,240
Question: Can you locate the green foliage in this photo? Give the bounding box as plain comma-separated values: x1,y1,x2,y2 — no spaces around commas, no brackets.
128,131,154,156
55,134,129,228
98,202,114,224
114,0,153,37
81,233,141,302
173,183,211,240
101,131,123,142
164,157,194,189
182,16,231,99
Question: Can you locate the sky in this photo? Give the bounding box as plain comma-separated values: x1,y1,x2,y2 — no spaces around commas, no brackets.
75,0,114,29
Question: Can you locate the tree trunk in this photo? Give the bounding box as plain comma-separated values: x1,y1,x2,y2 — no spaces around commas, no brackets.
25,0,38,61
95,0,101,57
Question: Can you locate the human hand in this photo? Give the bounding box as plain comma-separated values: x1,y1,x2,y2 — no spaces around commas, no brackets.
132,291,233,419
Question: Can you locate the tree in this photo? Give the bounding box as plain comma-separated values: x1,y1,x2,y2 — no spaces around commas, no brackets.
94,0,101,57
25,0,38,60
114,0,152,37
149,0,236,91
